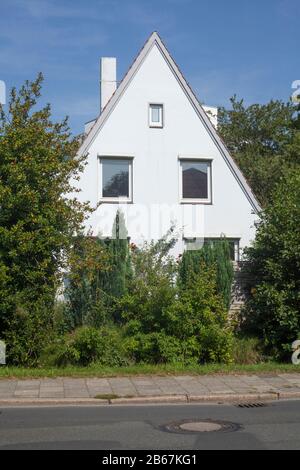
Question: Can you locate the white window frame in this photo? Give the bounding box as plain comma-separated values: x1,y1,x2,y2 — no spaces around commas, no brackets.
98,155,133,203
179,157,212,204
149,103,164,128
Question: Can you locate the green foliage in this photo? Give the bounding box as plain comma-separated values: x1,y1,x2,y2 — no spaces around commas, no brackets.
0,75,89,364
123,332,182,364
103,210,132,301
218,95,300,205
4,291,55,366
64,234,110,328
65,211,132,328
117,226,177,332
232,337,264,365
241,171,300,359
165,265,233,363
178,239,234,309
44,326,129,367
119,233,233,365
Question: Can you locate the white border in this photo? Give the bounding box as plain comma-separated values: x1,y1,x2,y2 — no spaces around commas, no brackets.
179,157,212,204
149,103,164,128
98,156,133,203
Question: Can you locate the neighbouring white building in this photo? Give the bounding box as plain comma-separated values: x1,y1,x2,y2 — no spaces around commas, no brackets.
75,32,260,260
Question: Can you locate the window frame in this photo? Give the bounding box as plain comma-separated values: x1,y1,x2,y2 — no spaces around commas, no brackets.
149,103,164,128
183,237,241,261
204,237,241,262
179,156,212,204
98,155,133,203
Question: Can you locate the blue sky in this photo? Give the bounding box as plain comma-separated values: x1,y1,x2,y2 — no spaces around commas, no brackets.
0,0,299,134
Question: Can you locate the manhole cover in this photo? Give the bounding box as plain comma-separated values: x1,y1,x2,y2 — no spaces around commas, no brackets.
161,419,241,434
180,421,222,432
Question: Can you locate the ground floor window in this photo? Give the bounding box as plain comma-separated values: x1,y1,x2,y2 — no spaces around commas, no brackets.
184,237,240,261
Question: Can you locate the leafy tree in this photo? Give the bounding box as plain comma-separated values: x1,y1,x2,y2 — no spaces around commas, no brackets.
241,171,300,359
0,74,89,364
218,96,299,205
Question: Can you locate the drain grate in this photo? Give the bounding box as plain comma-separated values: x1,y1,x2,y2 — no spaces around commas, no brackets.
235,402,267,408
161,419,241,434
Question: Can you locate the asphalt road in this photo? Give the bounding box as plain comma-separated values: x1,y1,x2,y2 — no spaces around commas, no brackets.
0,400,300,450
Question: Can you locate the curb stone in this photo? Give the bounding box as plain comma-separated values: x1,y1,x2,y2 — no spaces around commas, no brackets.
188,392,279,402
2,391,300,406
0,398,109,406
110,395,188,404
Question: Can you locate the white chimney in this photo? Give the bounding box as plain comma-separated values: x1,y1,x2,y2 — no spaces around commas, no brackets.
100,57,117,112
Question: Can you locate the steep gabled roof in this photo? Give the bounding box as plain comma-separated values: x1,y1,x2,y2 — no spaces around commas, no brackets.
78,31,261,213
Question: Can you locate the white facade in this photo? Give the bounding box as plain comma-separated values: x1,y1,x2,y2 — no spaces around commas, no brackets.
75,32,260,259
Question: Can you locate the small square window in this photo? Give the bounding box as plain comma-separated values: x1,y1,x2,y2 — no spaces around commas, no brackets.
180,159,212,203
100,157,132,202
149,103,163,128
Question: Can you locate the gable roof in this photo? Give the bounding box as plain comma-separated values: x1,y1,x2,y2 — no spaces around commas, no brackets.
78,31,261,213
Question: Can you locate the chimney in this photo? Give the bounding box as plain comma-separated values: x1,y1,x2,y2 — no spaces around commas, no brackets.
100,57,117,112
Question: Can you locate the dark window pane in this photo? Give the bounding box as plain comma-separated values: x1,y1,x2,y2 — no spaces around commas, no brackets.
102,159,129,198
182,161,208,199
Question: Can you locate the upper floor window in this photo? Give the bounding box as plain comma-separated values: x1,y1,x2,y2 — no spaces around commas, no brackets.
179,158,212,203
149,103,163,128
100,157,132,202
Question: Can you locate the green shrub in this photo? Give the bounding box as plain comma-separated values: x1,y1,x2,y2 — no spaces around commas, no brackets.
232,337,264,365
124,332,182,364
44,326,129,367
4,291,56,366
164,265,233,364
117,228,177,332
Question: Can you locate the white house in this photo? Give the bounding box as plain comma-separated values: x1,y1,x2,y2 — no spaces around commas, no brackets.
75,32,260,260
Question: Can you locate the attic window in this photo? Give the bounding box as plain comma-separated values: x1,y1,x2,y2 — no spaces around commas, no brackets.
179,158,212,203
149,103,163,128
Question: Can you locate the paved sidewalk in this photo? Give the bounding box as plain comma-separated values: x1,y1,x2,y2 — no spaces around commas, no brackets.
1,373,300,404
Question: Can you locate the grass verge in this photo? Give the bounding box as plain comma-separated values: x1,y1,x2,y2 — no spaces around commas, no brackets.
0,362,300,379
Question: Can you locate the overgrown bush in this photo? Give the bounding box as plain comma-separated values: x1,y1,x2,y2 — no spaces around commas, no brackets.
117,227,177,333
119,233,233,364
123,332,183,364
165,265,233,363
232,337,264,364
4,291,55,366
43,326,130,367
